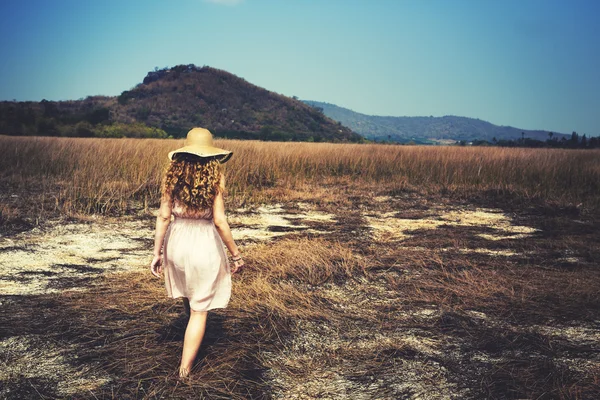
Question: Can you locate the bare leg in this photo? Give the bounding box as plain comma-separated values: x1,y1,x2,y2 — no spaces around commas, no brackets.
179,310,208,377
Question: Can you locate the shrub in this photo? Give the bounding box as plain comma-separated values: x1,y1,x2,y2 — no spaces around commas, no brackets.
95,123,168,138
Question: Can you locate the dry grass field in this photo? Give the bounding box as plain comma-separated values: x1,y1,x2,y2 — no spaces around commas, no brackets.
1,135,599,399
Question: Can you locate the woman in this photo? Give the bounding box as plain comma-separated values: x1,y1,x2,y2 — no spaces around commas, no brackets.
150,127,244,378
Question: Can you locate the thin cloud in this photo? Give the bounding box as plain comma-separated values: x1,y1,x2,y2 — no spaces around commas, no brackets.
204,0,244,5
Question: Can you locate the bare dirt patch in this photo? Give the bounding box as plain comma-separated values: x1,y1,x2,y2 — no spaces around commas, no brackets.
364,206,538,243
229,202,336,242
0,218,153,296
0,335,111,398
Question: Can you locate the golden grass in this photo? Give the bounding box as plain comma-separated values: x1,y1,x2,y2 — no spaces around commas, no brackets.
2,135,600,222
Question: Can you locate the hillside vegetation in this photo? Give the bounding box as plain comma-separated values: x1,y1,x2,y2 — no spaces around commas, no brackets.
304,100,573,144
0,65,360,142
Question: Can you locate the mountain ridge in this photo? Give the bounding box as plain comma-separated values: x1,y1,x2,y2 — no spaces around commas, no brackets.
303,100,571,143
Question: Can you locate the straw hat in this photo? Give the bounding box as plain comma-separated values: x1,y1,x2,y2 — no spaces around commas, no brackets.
168,127,232,163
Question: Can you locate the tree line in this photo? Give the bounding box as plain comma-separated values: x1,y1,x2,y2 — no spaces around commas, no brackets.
461,131,600,149
0,101,168,138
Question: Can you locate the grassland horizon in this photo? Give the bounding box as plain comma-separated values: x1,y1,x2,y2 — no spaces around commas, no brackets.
2,135,599,227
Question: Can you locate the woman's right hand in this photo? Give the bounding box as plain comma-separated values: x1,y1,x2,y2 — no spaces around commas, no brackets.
150,255,162,278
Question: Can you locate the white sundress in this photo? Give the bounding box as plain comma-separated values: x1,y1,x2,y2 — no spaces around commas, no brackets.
162,201,231,312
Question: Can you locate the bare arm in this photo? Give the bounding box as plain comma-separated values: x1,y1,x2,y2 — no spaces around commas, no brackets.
212,174,244,272
150,192,172,277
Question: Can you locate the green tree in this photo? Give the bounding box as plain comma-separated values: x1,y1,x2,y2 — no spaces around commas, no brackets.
75,121,94,137
570,131,579,148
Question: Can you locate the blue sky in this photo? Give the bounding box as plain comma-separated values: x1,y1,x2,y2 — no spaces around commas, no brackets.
1,0,599,135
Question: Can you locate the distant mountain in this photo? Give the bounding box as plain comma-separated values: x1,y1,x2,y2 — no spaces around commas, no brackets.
0,65,360,142
303,100,570,144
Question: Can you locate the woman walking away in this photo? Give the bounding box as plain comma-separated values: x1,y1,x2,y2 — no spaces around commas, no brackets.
150,127,245,378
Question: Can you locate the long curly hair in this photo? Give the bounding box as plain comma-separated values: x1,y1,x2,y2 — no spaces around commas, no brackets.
162,154,222,212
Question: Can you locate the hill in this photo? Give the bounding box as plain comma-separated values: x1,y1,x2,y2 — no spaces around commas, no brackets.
303,100,570,144
0,65,360,142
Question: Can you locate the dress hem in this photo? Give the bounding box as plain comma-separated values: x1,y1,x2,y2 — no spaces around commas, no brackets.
169,295,229,312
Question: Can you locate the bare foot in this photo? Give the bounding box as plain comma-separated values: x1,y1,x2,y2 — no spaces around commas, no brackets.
179,366,190,379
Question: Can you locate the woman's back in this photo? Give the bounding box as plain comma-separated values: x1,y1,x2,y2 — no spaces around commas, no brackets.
172,199,213,220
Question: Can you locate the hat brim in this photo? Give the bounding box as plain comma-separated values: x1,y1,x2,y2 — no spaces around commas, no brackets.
168,146,233,163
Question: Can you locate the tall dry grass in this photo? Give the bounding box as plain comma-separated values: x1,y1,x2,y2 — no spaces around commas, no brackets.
1,135,599,220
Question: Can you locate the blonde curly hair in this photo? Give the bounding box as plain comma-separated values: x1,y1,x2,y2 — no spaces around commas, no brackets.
162,154,222,212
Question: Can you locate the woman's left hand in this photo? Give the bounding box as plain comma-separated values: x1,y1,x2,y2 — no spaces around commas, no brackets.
150,255,162,278
231,258,245,274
